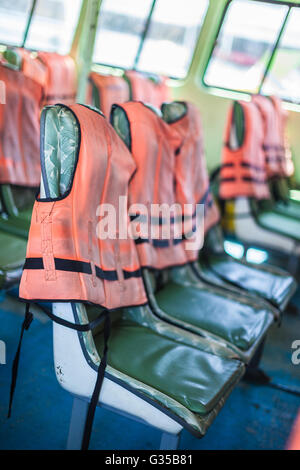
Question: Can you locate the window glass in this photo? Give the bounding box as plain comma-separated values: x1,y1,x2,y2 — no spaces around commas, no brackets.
204,0,288,93
25,0,82,54
0,0,32,46
137,0,209,78
93,0,153,69
93,0,208,77
262,8,300,104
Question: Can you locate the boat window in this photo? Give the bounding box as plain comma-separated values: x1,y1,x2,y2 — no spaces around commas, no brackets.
0,0,82,54
25,0,82,54
93,0,209,78
204,0,292,97
0,0,33,47
261,7,300,104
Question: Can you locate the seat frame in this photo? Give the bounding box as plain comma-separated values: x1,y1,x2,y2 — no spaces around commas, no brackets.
66,395,181,450
231,198,300,276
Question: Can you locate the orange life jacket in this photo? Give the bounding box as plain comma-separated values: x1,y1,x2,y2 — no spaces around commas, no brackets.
88,72,130,116
252,94,286,179
163,102,219,260
0,62,42,186
220,100,270,200
125,70,169,108
16,48,47,89
20,104,147,310
270,96,294,177
37,51,77,106
155,76,170,108
112,102,189,269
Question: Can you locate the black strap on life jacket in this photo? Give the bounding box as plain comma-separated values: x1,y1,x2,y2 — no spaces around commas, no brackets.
8,302,111,450
7,303,33,418
81,310,110,450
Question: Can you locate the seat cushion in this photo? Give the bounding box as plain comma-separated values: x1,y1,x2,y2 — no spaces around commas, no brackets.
155,282,272,351
0,231,27,271
201,254,296,308
274,200,300,220
0,214,31,239
257,211,300,241
95,319,243,415
19,206,34,221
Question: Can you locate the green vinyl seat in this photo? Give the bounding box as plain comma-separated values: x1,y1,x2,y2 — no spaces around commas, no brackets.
274,199,300,220
200,253,295,309
153,266,273,359
0,230,27,287
256,209,300,241
265,177,300,220
94,316,244,417
199,227,296,310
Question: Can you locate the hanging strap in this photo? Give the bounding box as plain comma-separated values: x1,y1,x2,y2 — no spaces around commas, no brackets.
7,301,111,440
81,311,111,450
7,303,33,418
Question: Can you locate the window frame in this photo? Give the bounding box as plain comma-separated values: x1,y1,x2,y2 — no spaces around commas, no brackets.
92,0,210,80
0,0,36,49
0,0,82,54
202,0,300,104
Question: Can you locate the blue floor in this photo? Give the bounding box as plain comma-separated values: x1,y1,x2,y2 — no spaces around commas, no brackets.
0,291,300,450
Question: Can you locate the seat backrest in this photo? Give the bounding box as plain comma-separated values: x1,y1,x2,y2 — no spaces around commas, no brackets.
11,48,47,89
111,101,191,269
124,70,170,108
20,103,147,310
161,101,220,251
0,58,42,187
219,100,270,201
37,51,77,106
5,47,77,107
87,72,130,117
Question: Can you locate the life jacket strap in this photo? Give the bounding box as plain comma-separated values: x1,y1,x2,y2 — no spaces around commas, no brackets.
23,257,142,282
7,303,33,419
81,311,110,450
8,303,111,450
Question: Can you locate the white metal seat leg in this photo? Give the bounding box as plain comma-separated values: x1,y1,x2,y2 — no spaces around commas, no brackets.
160,431,181,450
66,397,89,450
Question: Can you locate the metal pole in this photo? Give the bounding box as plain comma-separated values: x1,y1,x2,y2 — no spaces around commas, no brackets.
258,7,291,93
133,0,157,70
22,0,38,48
